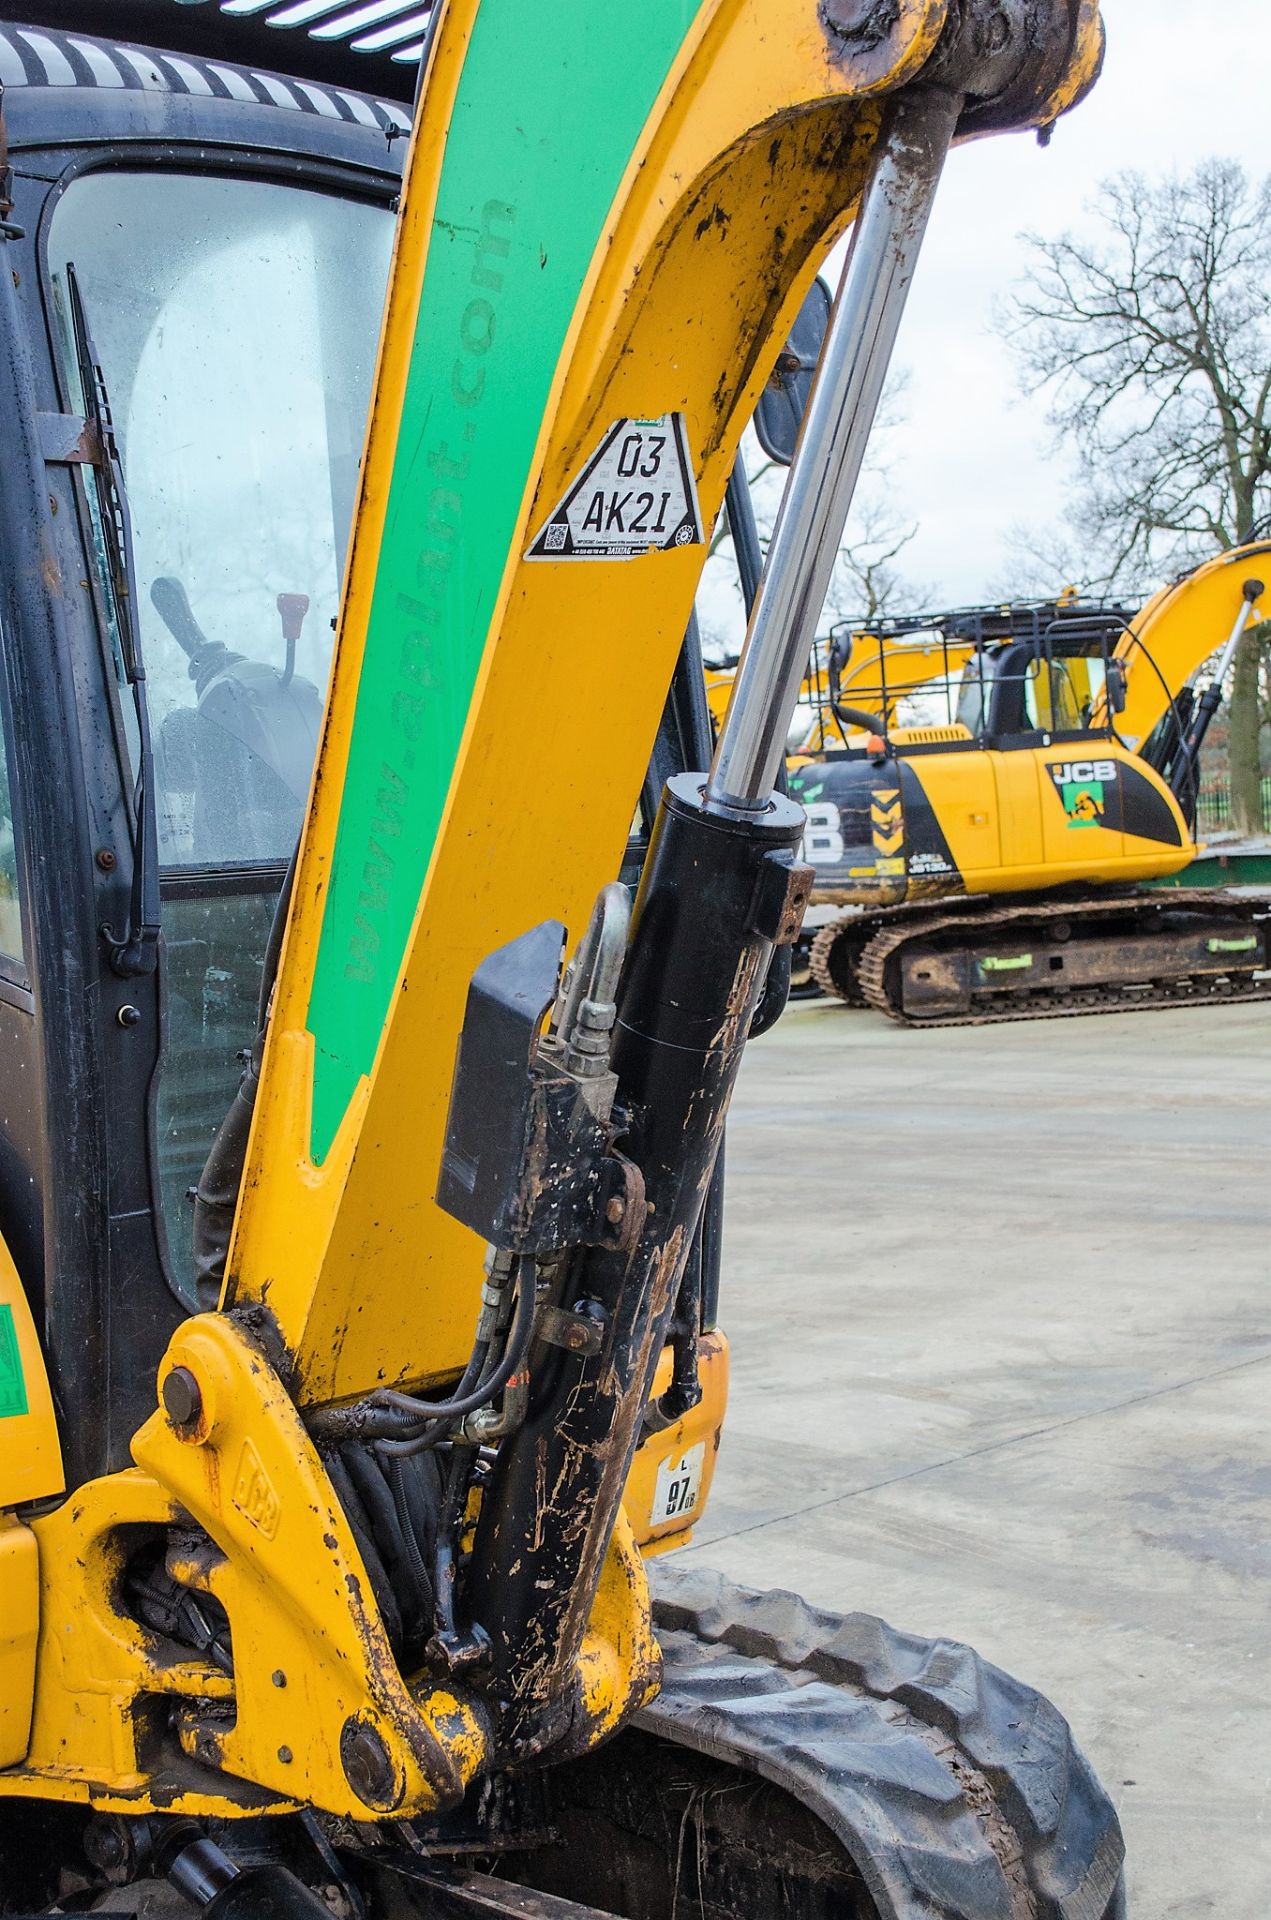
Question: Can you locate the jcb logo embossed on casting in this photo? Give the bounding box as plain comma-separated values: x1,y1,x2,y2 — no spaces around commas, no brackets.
233,1438,281,1538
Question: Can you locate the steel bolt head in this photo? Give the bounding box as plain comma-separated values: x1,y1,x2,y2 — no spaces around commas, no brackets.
821,0,897,46
162,1365,202,1428
340,1717,402,1812
83,1818,131,1878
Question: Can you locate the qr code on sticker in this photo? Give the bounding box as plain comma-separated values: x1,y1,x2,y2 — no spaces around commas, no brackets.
544,523,567,551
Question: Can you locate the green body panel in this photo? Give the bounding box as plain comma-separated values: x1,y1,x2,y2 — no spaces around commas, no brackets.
1144,850,1271,888
0,1304,27,1419
304,0,698,1161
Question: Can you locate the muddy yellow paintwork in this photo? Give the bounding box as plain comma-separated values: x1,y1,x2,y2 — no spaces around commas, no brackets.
0,1518,38,1770
20,1468,252,1809
7,1313,665,1817
13,1314,490,1816
227,25,883,1402
576,1508,662,1741
625,1330,729,1553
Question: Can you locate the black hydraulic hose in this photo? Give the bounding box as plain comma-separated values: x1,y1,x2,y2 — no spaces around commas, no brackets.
431,1448,476,1645
389,1454,436,1619
834,702,885,734
342,1443,408,1578
324,1452,403,1650
367,1258,537,1450
643,1234,703,1434
680,610,715,760
365,1331,493,1460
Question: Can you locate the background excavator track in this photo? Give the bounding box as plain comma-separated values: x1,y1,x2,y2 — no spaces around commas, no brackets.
810,889,1271,1027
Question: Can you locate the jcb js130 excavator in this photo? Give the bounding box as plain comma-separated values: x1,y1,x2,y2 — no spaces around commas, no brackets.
0,3,1125,1915
799,551,1271,1022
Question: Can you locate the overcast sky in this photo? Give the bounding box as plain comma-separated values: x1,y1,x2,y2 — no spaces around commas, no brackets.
832,0,1270,610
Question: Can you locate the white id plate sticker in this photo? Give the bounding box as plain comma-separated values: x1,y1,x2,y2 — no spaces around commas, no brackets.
526,412,703,560
651,1441,706,1526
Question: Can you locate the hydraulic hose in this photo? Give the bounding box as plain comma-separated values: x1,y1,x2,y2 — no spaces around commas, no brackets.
317,1255,537,1451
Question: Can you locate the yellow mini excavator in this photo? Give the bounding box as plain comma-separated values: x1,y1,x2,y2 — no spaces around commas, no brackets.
0,2,1125,1916
800,551,1271,1021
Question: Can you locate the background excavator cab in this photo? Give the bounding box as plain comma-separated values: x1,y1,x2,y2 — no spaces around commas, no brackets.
799,582,1271,1019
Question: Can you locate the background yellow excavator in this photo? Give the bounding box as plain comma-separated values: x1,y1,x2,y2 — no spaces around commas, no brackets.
793,550,1271,1021
0,2,1126,1916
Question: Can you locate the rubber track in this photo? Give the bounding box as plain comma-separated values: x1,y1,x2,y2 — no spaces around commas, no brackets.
644,1564,1125,1920
810,888,1271,1028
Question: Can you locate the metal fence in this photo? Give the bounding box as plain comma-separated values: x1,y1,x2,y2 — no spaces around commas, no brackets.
1196,778,1271,835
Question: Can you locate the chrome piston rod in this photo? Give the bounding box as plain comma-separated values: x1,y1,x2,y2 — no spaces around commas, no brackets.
707,86,963,812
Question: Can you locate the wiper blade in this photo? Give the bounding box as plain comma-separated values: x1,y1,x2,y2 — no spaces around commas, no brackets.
66,261,160,978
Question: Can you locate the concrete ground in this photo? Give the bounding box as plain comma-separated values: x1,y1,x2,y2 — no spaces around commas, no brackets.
681,997,1271,1919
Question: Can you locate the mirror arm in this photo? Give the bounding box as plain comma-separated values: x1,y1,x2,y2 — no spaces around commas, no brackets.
724,456,764,616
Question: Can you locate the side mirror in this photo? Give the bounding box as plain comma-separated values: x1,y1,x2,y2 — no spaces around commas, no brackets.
1105,657,1127,715
753,276,832,466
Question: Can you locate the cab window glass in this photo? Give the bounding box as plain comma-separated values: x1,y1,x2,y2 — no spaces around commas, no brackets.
47,170,394,869
46,168,393,1302
1023,657,1085,732
955,655,995,735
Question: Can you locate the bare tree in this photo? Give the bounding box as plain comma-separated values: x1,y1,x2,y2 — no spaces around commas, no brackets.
699,401,926,661
1008,159,1271,830
993,519,1146,603
826,497,926,624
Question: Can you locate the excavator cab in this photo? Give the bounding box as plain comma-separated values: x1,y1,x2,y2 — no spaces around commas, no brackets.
948,611,1130,742
0,21,414,1473
791,600,1160,917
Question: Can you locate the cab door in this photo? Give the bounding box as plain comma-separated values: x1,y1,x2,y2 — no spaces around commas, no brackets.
1030,656,1126,876
903,749,1000,891
986,747,1044,886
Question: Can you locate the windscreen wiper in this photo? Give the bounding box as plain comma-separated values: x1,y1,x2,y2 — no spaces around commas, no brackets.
66,260,160,978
